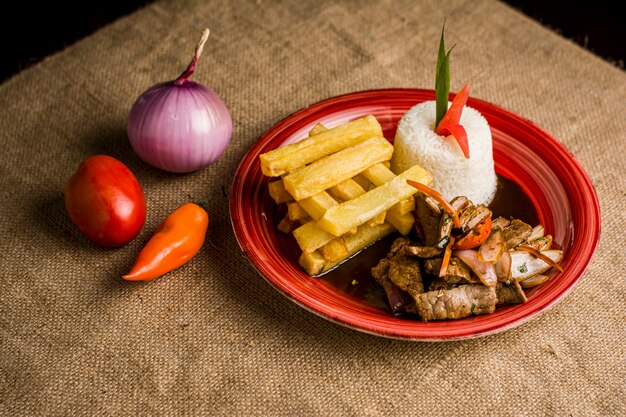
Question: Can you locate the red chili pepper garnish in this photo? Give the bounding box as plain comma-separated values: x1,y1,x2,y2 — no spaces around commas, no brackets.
438,123,469,158
436,83,471,158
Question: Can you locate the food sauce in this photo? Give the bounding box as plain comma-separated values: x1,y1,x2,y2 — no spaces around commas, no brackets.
322,175,538,312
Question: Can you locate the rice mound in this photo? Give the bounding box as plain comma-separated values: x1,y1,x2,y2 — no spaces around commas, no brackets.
391,100,497,205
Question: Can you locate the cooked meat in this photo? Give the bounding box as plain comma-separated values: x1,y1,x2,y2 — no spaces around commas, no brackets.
371,258,415,315
525,235,553,251
492,216,511,230
414,285,497,321
451,195,470,212
423,257,479,285
405,245,442,258
496,280,527,305
445,257,479,284
428,279,456,291
458,204,491,234
423,258,439,275
389,236,410,255
415,194,442,246
437,216,453,248
371,237,422,314
371,257,390,282
503,219,533,249
436,196,470,248
388,250,424,298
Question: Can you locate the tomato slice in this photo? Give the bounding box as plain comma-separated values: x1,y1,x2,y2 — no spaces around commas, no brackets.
454,215,492,250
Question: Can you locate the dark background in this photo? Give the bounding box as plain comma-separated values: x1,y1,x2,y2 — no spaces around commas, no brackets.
0,1,623,83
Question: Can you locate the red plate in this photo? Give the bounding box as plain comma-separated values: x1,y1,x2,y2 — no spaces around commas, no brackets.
230,89,600,341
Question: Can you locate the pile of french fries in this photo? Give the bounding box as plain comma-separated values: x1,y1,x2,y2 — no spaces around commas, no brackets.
259,115,433,276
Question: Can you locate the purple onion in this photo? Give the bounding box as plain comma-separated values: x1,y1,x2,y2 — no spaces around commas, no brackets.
127,29,232,173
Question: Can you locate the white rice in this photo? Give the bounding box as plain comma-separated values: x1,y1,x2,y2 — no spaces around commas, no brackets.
391,100,497,205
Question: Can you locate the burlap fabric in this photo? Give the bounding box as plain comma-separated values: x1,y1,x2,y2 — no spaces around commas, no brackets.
1,0,624,415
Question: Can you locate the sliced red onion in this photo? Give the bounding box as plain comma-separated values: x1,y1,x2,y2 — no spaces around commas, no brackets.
127,29,232,173
454,249,498,287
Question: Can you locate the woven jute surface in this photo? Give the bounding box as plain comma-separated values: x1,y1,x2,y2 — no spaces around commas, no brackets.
1,0,624,415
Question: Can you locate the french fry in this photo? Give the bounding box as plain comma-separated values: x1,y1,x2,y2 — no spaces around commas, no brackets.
268,180,293,204
292,221,336,253
385,210,414,235
361,163,395,184
259,115,383,177
352,174,371,190
287,202,309,222
368,211,386,226
308,123,327,136
277,215,300,234
328,179,366,202
322,222,395,273
320,239,349,262
317,164,432,236
395,197,415,215
299,251,326,276
300,222,396,275
283,136,394,201
298,192,337,221
362,162,415,215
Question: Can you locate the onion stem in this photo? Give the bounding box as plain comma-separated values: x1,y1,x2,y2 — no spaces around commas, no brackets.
175,28,210,85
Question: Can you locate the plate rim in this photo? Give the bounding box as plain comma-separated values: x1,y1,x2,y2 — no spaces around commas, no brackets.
229,88,601,341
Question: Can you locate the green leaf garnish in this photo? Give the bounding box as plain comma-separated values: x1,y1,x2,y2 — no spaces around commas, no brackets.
435,24,455,129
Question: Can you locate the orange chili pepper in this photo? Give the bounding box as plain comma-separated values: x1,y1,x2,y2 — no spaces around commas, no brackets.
122,203,209,281
406,179,461,228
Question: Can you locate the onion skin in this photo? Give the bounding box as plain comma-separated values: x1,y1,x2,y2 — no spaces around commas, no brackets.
127,28,233,173
128,81,232,173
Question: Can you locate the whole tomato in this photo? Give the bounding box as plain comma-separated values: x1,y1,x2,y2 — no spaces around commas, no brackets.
64,155,146,247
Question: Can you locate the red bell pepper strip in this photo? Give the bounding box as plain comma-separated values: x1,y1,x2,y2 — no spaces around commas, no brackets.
436,83,471,158
438,123,469,158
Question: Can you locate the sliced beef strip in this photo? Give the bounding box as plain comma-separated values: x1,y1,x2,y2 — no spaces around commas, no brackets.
371,258,415,315
429,279,457,291
423,257,479,285
405,245,442,258
388,251,424,298
496,280,527,305
415,194,442,246
451,195,470,211
503,219,533,249
389,236,410,255
458,204,491,234
445,257,480,284
525,235,553,251
437,196,470,248
492,216,511,230
423,258,439,276
414,285,497,321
